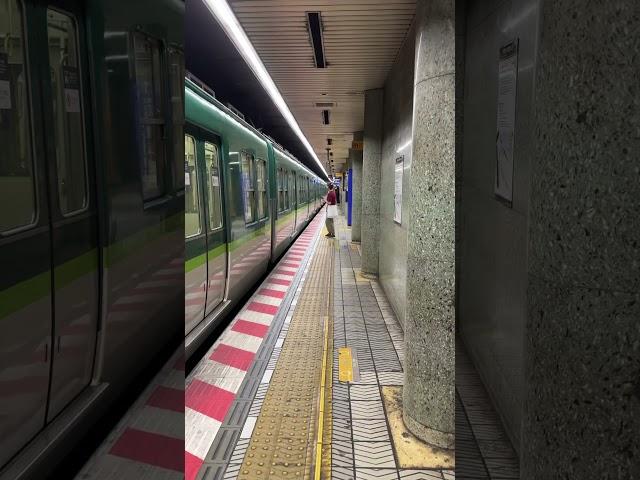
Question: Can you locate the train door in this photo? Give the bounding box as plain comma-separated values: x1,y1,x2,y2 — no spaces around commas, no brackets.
0,0,54,466
291,170,297,234
40,1,100,420
201,136,226,315
184,132,206,334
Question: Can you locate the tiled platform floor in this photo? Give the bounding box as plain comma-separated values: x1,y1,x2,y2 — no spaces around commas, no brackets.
329,214,454,480
455,340,519,479
189,210,459,480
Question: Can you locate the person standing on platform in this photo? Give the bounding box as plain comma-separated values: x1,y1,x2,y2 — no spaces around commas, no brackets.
325,183,337,238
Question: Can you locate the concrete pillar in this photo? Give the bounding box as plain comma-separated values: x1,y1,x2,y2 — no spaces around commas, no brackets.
361,89,384,277
350,131,364,242
521,1,640,478
402,0,455,449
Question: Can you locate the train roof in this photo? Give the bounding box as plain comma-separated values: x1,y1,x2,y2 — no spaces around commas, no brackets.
186,75,323,182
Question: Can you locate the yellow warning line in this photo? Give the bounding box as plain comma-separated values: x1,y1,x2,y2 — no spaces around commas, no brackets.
314,315,330,480
314,235,333,480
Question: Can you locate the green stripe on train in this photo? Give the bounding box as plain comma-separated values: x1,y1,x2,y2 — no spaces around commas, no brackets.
0,214,182,319
184,209,304,273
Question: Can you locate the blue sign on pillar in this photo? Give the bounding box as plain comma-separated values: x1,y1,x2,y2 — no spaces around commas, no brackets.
347,168,353,226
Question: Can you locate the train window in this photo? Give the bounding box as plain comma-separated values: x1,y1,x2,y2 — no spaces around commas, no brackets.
298,175,306,204
240,151,255,223
47,10,88,215
133,32,165,201
184,135,200,237
290,171,296,206
0,0,36,233
168,48,185,190
256,158,267,220
204,142,222,230
277,168,283,213
283,169,289,210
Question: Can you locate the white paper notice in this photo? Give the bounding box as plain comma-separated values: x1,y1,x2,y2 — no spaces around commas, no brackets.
64,88,81,113
495,39,518,203
0,80,11,110
185,172,191,186
394,156,404,224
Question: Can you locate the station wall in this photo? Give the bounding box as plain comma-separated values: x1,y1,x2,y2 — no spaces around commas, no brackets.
377,24,415,330
457,0,541,452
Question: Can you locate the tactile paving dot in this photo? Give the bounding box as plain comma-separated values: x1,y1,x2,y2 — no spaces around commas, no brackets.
237,237,334,480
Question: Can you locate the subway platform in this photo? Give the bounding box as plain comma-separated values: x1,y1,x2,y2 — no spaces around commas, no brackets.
185,210,455,480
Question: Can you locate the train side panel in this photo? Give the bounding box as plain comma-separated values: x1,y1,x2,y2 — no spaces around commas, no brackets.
271,147,300,260
185,84,271,342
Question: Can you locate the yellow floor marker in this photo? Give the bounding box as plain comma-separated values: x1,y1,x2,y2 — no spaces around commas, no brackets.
338,347,354,383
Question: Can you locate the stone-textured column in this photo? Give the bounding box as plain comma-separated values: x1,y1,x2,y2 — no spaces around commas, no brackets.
521,1,640,478
361,89,384,277
403,0,455,449
350,131,364,242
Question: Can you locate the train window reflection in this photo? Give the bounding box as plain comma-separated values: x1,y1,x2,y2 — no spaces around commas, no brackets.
0,0,36,233
277,167,287,213
133,32,165,200
168,48,184,190
204,142,222,230
240,152,255,223
185,135,200,237
256,158,267,220
47,9,87,215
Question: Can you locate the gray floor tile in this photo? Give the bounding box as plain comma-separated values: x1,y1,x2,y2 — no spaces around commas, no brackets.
355,469,400,480
350,385,382,401
352,418,390,441
350,401,386,419
353,442,396,468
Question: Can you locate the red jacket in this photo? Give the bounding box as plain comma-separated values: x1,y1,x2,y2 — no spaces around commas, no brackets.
326,190,336,205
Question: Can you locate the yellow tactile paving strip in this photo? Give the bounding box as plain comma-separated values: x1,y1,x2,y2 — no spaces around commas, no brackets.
238,235,334,480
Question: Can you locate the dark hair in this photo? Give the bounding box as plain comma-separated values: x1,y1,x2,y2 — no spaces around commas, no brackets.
328,184,335,190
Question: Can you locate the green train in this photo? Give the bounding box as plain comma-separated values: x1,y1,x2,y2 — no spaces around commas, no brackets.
184,75,326,357
0,0,183,477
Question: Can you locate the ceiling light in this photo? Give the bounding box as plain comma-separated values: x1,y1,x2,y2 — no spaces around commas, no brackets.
204,0,328,179
306,12,326,68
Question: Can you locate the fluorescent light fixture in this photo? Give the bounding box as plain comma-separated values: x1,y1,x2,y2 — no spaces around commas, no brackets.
204,0,328,179
306,12,326,68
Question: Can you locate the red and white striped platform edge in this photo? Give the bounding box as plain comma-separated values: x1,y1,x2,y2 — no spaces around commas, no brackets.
185,213,325,480
75,347,185,479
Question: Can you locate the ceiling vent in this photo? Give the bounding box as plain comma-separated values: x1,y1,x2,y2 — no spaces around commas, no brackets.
315,101,336,108
306,12,326,68
322,110,330,125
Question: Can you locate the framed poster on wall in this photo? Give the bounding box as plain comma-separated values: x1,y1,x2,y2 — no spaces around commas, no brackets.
394,156,404,224
495,38,519,204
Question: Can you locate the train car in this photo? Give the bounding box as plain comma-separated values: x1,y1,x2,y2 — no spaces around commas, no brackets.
0,1,184,478
184,75,325,357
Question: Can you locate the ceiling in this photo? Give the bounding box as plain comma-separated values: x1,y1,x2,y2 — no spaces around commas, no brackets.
229,0,416,174
186,0,416,176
